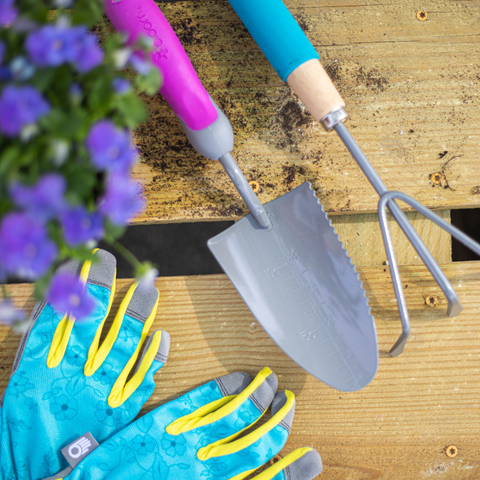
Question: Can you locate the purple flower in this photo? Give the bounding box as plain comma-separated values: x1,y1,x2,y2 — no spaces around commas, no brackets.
129,51,151,75
26,25,78,67
72,30,103,73
10,173,66,221
60,206,104,246
47,272,95,320
0,299,25,326
98,172,145,226
0,0,16,25
26,25,102,73
0,85,50,137
0,212,57,280
112,77,131,95
86,120,137,172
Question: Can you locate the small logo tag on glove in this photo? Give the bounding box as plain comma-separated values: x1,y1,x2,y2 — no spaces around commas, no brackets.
61,432,99,468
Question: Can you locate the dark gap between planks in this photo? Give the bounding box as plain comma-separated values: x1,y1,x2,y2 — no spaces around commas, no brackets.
5,207,480,284
451,209,480,262
98,221,234,278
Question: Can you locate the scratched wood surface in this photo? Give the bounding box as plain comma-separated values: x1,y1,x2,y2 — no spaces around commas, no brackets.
1,263,479,479
129,0,480,225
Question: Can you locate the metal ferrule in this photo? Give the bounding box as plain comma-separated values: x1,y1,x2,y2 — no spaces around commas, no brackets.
320,107,348,131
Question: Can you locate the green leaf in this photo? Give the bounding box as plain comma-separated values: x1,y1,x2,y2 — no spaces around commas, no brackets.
30,68,57,92
34,275,52,302
104,35,126,57
0,200,13,218
16,0,49,23
65,246,98,263
103,218,126,243
16,142,42,170
63,167,98,204
116,95,148,128
71,0,104,27
40,109,89,140
0,145,21,178
134,68,162,95
87,75,115,113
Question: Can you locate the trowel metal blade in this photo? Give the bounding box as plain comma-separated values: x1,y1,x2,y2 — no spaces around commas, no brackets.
208,182,378,391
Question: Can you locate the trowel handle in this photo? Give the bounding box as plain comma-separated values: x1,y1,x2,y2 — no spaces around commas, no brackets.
104,0,217,131
228,0,346,127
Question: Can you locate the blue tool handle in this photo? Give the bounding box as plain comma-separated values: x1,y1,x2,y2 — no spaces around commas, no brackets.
228,0,319,82
228,0,345,123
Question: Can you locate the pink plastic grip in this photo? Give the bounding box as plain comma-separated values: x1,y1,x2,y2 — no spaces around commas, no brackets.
104,0,217,131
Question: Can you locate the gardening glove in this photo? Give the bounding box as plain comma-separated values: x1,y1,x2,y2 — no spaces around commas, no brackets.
0,249,170,480
44,367,322,480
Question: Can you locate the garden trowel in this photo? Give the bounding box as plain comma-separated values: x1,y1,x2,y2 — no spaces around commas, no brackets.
105,0,378,391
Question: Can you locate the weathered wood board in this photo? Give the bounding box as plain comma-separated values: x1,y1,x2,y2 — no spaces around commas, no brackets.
1,261,479,479
331,209,452,266
128,0,480,224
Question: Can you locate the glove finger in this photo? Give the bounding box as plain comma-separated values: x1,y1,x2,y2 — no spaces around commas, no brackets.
158,370,253,424
250,448,323,480
40,371,253,480
166,367,277,441
19,249,116,371
196,389,295,473
49,249,117,367
83,282,159,404
107,327,170,407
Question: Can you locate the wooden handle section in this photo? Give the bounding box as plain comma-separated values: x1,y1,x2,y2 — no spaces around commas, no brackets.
287,59,345,122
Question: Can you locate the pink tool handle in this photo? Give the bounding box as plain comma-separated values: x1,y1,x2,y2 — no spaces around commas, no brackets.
104,0,217,131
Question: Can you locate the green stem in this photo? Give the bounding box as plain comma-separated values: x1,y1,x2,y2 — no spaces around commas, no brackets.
105,240,141,270
1,284,7,300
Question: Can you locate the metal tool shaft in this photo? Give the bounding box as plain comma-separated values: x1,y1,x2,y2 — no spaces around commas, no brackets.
333,122,461,312
220,153,271,229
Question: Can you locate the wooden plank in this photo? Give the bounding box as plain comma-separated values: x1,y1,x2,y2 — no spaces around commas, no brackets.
128,0,480,224
1,261,480,478
332,209,452,266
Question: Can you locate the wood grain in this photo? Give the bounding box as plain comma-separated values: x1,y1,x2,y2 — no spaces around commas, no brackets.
124,0,480,224
331,209,452,266
1,262,480,479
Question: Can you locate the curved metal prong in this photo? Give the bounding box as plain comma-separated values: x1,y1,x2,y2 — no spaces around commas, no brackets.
380,192,468,318
379,190,480,354
334,122,464,317
378,197,411,356
334,121,480,351
389,328,410,357
384,197,462,317
384,191,480,316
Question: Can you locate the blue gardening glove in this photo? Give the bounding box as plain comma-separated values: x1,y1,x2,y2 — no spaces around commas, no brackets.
0,249,170,480
45,368,322,480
